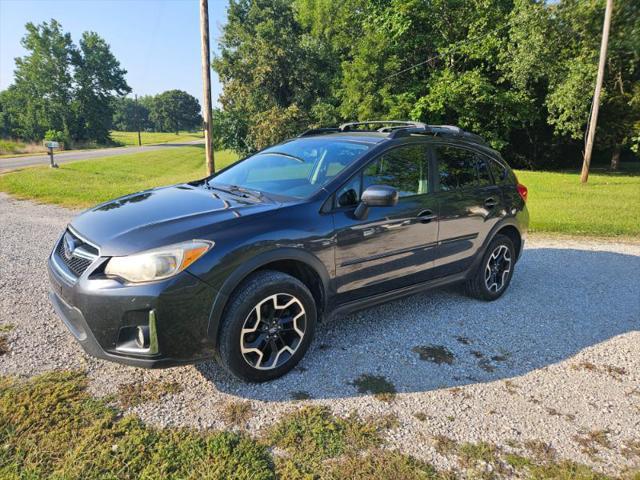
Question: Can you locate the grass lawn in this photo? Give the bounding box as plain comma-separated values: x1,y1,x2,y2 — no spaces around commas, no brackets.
516,165,640,237
110,130,203,146
0,146,237,208
0,145,637,237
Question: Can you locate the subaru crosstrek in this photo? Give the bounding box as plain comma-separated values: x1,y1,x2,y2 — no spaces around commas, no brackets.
48,121,529,382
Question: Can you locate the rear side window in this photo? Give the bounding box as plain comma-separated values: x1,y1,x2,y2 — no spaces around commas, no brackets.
436,145,502,190
488,158,515,185
436,146,478,190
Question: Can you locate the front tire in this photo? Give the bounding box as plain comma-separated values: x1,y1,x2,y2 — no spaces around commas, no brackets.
465,234,516,301
217,270,317,382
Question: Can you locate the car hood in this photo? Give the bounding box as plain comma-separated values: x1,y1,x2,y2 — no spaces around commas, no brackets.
70,184,281,256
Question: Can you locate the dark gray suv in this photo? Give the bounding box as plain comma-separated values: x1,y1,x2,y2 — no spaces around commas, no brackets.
48,121,529,381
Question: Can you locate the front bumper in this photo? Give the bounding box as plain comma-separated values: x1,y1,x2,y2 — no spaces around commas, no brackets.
48,253,219,368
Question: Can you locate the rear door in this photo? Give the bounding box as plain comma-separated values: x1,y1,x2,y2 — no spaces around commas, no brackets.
332,143,439,302
431,143,503,276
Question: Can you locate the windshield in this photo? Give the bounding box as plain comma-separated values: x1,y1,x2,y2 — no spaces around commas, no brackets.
208,138,372,199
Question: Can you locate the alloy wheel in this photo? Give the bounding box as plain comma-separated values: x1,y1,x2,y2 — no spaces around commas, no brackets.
240,293,306,370
484,245,512,293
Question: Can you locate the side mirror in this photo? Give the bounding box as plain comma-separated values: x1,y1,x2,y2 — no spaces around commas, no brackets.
354,185,398,219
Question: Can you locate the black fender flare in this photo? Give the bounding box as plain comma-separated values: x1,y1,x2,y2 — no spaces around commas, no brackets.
467,218,524,278
206,247,331,346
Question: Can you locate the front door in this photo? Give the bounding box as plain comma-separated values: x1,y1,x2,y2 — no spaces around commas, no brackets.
332,143,439,302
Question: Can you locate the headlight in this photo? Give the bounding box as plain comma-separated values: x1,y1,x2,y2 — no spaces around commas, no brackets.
104,240,213,283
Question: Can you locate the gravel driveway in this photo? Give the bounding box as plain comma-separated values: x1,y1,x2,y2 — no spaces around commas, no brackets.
1,192,638,474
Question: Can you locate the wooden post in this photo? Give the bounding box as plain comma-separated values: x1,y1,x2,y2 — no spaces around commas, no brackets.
135,94,142,147
200,0,215,175
580,0,613,184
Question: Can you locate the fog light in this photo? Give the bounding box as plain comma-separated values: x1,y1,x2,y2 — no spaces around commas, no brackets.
136,325,150,349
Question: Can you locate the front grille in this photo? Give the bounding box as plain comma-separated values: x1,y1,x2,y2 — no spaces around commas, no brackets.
54,230,99,278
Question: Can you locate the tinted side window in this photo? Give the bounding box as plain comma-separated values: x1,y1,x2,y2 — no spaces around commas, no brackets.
488,158,507,184
437,146,477,190
488,158,516,185
476,156,493,187
363,144,429,197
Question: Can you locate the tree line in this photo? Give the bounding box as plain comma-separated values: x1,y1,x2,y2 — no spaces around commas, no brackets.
213,0,639,169
0,20,202,147
112,91,202,135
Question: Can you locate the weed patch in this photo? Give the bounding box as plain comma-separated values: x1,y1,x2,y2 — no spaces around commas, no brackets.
433,435,458,455
414,411,428,422
267,405,380,477
0,371,274,479
0,335,9,355
223,399,253,426
574,430,612,458
117,378,182,408
524,439,557,462
323,449,440,480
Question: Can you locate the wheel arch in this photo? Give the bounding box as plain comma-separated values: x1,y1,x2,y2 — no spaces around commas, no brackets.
467,219,524,279
495,224,522,259
207,248,331,347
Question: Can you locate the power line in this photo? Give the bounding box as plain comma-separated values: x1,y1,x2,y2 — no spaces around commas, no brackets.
380,33,493,82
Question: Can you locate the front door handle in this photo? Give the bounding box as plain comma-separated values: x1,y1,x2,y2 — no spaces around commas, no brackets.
417,209,438,223
484,197,498,208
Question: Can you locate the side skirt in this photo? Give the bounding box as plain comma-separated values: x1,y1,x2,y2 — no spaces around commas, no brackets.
327,272,468,320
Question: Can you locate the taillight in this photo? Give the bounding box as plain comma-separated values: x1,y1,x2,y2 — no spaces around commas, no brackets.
517,183,528,202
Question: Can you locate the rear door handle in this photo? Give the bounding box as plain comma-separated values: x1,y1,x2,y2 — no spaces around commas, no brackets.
417,209,438,223
484,197,497,208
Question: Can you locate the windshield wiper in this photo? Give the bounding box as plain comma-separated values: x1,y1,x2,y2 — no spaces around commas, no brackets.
207,183,263,200
258,151,305,163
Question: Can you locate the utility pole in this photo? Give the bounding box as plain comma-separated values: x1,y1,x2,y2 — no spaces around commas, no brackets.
580,0,613,184
199,0,215,175
135,94,142,147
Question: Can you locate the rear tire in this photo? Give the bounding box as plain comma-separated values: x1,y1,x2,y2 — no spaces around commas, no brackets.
465,234,516,301
217,270,317,382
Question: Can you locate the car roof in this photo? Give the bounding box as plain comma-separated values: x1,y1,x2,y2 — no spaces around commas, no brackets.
302,131,493,151
297,132,389,144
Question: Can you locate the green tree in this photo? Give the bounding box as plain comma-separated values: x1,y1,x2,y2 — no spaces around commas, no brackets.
72,31,130,143
214,0,336,153
0,86,23,139
546,0,640,168
12,20,75,141
4,19,129,144
214,0,638,168
112,97,151,132
149,90,201,134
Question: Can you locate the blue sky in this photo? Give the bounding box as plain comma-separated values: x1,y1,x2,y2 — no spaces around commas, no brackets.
0,0,229,107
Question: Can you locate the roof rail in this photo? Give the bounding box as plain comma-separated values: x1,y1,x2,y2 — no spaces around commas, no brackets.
297,121,487,146
298,127,340,137
389,124,487,145
338,120,427,132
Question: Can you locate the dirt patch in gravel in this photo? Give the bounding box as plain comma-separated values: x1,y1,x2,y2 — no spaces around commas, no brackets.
1,192,639,475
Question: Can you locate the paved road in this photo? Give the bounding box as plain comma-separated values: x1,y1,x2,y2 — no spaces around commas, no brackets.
1,191,639,474
0,140,204,172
